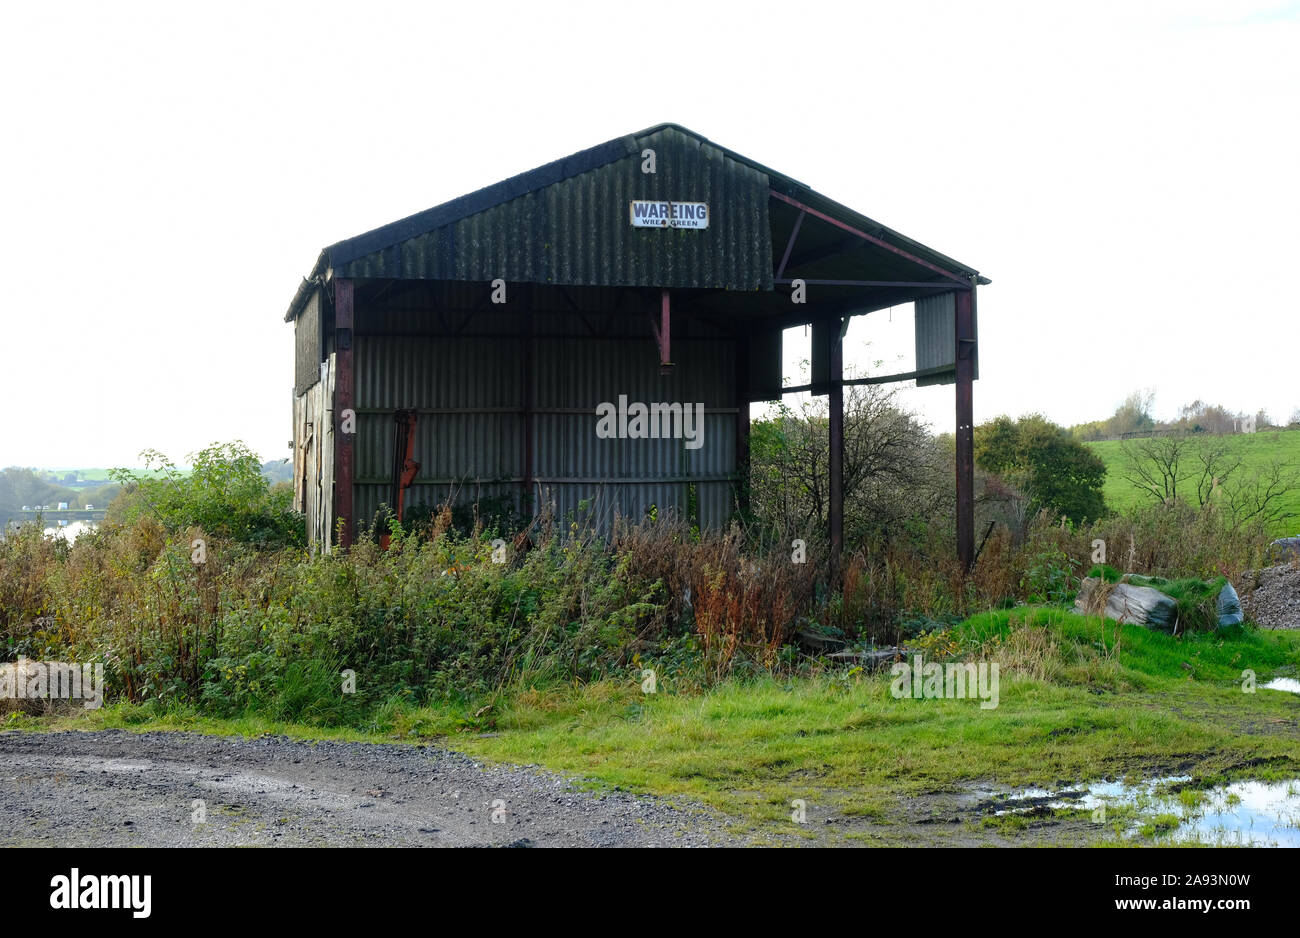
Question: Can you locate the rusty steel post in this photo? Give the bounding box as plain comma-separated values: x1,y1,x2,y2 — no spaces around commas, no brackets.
334,278,355,549
735,333,750,519
955,288,975,573
659,288,672,374
828,314,845,590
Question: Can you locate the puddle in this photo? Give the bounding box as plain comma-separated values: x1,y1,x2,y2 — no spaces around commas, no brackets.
1263,677,1300,695
977,775,1300,847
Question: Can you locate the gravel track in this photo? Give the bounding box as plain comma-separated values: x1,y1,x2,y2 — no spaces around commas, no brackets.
0,730,739,847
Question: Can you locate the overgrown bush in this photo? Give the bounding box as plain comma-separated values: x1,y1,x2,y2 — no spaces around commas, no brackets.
109,442,304,549
2,510,787,722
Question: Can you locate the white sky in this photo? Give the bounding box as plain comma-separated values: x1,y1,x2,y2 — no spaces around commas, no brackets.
2,0,1297,467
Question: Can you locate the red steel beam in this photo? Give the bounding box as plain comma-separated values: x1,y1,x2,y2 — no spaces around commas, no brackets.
775,209,805,280
770,190,969,286
955,288,975,572
334,278,355,550
828,314,845,591
779,363,957,395
774,278,968,289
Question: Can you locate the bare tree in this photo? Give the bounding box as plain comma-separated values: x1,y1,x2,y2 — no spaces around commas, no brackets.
1121,433,1200,504
1123,432,1298,531
749,383,947,546
1190,437,1242,507
1220,460,1299,532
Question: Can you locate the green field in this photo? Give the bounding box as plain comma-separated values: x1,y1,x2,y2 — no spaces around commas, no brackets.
41,467,174,481
42,468,111,480
1087,429,1300,538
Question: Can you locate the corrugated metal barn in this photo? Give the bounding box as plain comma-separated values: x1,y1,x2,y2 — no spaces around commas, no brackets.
285,123,988,574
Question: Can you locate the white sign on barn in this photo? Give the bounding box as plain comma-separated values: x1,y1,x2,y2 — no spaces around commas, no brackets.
629,200,709,229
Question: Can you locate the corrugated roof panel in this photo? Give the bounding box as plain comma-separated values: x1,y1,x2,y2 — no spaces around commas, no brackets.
334,127,773,292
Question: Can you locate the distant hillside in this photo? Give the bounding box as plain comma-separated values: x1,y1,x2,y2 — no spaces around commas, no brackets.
1086,429,1300,538
261,459,294,485
41,467,171,483
33,460,292,486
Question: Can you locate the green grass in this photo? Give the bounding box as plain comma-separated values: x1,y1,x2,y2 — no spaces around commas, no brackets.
1086,429,1300,538
29,606,1300,844
1138,813,1182,838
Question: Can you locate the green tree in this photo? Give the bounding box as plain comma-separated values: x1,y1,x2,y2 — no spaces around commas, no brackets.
975,415,1106,524
1107,389,1156,437
109,441,304,548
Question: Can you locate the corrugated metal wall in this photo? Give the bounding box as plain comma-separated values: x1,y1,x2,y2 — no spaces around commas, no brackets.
353,335,526,530
351,311,740,536
915,291,978,387
530,327,737,530
915,292,955,387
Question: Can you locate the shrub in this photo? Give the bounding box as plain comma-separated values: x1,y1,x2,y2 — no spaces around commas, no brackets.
109,442,304,549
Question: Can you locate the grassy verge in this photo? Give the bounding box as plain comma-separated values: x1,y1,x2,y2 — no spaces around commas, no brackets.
18,607,1300,844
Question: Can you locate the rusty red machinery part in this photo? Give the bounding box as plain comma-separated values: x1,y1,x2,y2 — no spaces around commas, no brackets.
380,408,420,550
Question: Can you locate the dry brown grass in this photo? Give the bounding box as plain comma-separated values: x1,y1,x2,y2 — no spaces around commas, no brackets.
686,529,819,678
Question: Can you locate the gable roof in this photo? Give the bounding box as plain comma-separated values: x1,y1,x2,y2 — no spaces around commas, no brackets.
286,123,983,321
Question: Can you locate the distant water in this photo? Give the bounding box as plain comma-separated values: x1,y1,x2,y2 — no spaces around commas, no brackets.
42,521,97,543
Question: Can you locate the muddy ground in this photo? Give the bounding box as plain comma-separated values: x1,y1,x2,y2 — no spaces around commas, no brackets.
0,729,738,847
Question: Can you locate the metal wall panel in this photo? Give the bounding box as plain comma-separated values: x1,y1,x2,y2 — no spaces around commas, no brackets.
355,482,522,538
915,292,956,387
914,289,979,386
346,325,741,537
294,288,322,395
354,336,523,411
353,335,525,532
